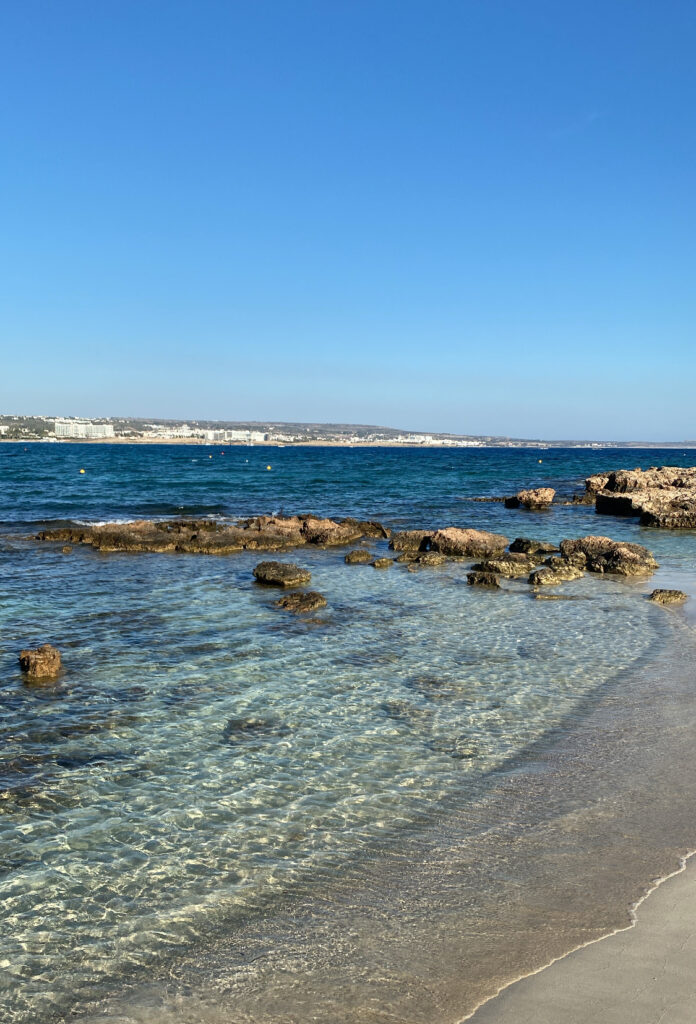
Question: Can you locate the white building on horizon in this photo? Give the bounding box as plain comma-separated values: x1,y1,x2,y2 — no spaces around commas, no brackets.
54,419,115,439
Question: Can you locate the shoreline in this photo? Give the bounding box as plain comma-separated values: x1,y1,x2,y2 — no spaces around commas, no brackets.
465,851,696,1023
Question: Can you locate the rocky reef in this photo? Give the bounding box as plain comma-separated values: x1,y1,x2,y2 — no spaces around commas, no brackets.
36,515,390,554
582,467,696,528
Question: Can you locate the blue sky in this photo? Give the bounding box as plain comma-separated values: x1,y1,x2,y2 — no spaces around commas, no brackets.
1,1,694,439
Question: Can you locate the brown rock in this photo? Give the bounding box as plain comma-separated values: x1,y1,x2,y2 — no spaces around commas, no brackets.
388,530,433,552
253,561,312,587
649,589,688,605
467,571,500,587
301,517,364,546
430,527,508,558
19,644,62,680
559,536,658,576
372,558,393,569
528,563,584,586
411,551,446,566
588,467,696,529
509,538,558,555
344,548,374,564
505,487,555,510
472,556,536,579
275,591,327,612
61,545,72,554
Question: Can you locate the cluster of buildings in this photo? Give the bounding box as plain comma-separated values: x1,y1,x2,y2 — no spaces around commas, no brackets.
54,419,115,439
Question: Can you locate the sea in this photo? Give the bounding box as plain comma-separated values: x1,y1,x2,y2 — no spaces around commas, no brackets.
2,443,696,1024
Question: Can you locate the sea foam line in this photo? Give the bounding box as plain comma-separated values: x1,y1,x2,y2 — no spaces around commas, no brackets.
458,847,696,1022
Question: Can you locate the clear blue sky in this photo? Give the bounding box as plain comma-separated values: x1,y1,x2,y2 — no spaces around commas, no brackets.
1,1,694,439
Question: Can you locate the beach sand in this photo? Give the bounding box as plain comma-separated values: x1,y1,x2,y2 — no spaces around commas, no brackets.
467,854,696,1024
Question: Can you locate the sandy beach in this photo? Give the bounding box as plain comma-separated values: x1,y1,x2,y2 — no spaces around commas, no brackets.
468,854,696,1024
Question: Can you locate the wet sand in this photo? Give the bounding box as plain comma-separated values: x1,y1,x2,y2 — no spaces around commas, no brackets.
468,854,696,1024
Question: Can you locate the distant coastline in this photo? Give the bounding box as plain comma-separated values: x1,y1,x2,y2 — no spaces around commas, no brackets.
2,437,696,449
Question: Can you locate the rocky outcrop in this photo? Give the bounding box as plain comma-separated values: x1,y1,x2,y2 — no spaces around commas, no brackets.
372,557,393,569
37,514,390,555
509,537,558,555
472,553,538,578
559,536,658,576
344,548,374,564
253,561,312,587
430,528,509,558
410,551,446,566
300,517,364,546
528,562,584,586
649,589,688,605
467,571,500,587
275,591,327,612
388,530,433,552
505,488,555,510
339,518,391,539
585,467,696,528
19,644,62,680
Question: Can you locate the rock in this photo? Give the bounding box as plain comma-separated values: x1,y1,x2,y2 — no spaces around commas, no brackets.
472,555,537,578
61,545,72,554
509,537,558,555
430,528,508,558
253,561,312,587
339,517,391,539
388,530,433,552
35,513,385,556
505,488,555,510
371,558,393,569
467,571,500,587
344,548,374,564
559,536,658,576
411,551,446,566
300,517,364,546
649,589,688,605
19,644,62,680
528,563,584,586
395,552,418,563
275,591,327,612
588,467,696,529
532,593,580,601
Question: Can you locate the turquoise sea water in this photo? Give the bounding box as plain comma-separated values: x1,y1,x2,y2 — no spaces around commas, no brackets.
2,444,696,1024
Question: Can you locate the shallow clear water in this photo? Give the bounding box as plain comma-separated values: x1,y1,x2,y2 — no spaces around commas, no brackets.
1,444,696,1023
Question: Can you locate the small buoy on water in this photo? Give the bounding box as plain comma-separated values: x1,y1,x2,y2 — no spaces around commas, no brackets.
266,465,272,470
209,455,213,459
79,468,86,474
538,459,543,463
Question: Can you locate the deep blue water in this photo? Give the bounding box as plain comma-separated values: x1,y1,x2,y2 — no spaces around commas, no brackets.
1,443,696,1024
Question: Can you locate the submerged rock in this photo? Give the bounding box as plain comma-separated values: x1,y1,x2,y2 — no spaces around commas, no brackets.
372,557,393,569
275,591,327,612
528,561,584,585
253,561,312,587
467,571,500,587
344,548,374,564
61,545,72,554
505,487,555,510
559,536,658,576
411,551,446,566
649,589,688,605
472,554,536,578
19,644,62,680
431,528,508,558
509,537,558,555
